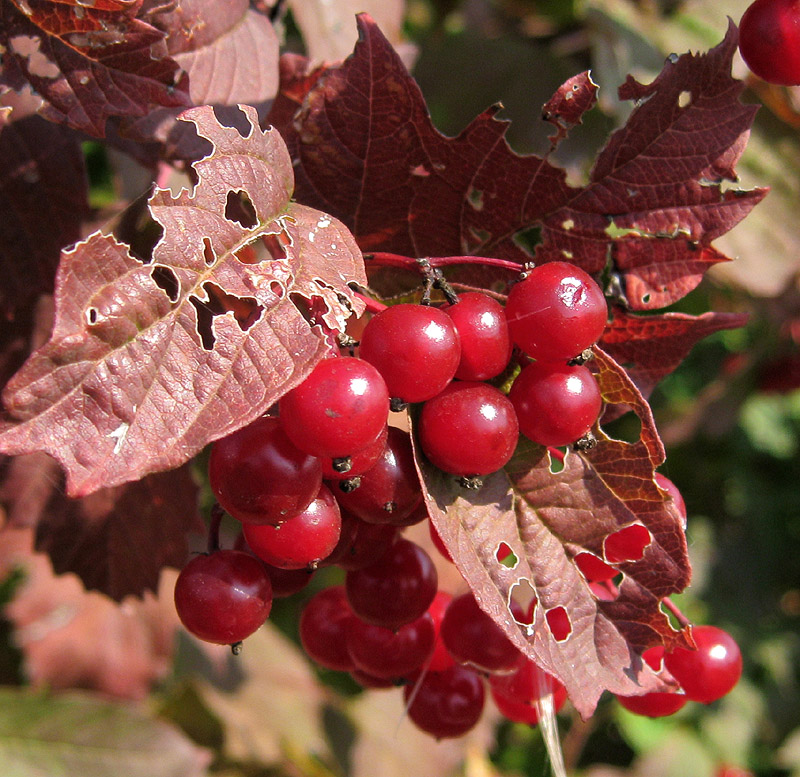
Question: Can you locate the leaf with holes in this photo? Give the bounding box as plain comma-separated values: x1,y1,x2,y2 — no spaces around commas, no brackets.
0,105,366,496
0,0,189,137
420,349,691,719
277,15,765,311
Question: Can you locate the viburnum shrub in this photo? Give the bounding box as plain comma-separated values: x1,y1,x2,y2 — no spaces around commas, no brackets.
0,2,761,746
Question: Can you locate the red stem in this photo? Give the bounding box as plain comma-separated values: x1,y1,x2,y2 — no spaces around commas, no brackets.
662,596,692,630
355,291,388,314
364,251,523,274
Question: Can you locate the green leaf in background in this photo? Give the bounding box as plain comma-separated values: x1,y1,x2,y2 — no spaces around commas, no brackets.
0,687,210,777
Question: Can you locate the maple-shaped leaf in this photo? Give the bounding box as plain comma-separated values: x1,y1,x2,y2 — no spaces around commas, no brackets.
0,104,366,497
34,465,202,600
601,308,751,399
0,0,189,137
420,349,691,719
279,15,765,311
0,114,89,318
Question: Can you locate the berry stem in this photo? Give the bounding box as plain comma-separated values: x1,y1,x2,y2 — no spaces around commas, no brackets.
207,502,224,554
661,596,692,630
354,291,388,315
364,252,523,274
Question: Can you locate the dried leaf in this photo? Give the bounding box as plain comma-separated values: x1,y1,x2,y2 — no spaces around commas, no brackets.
0,105,366,496
421,350,691,719
1,527,181,698
0,686,210,777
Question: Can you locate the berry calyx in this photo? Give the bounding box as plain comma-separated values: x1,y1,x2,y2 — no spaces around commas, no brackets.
505,262,607,362
174,550,273,645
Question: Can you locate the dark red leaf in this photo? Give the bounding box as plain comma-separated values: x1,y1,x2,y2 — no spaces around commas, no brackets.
0,0,189,137
420,349,691,718
0,114,89,316
601,308,750,398
34,465,202,600
284,15,765,310
0,105,366,496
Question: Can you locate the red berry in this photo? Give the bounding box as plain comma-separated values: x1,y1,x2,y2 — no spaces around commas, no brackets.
739,0,800,85
489,659,568,725
299,586,356,671
321,425,388,480
441,592,521,674
359,304,461,402
615,646,687,717
441,292,512,380
419,381,519,476
324,511,398,571
505,262,607,362
333,427,422,525
279,357,389,459
345,538,438,629
403,666,485,738
654,472,687,527
510,361,602,447
427,591,456,672
174,550,272,645
346,613,436,679
209,416,322,525
664,626,743,704
242,484,341,569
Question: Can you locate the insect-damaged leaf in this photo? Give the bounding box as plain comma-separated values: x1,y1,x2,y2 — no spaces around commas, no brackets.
419,349,691,718
0,105,366,496
277,15,765,311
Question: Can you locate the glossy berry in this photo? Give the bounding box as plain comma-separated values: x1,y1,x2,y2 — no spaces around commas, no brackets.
664,625,743,704
234,532,315,597
403,665,485,739
174,550,272,645
505,262,607,362
299,586,356,671
441,292,512,380
510,361,602,447
334,427,422,525
427,591,456,672
441,593,521,674
209,416,322,525
615,646,687,718
489,659,568,725
359,304,461,402
279,357,389,459
322,511,398,570
346,612,436,679
242,484,341,569
739,0,800,85
419,381,519,476
345,538,438,629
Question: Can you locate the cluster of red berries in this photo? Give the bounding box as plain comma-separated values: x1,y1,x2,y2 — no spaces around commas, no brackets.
173,258,741,737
